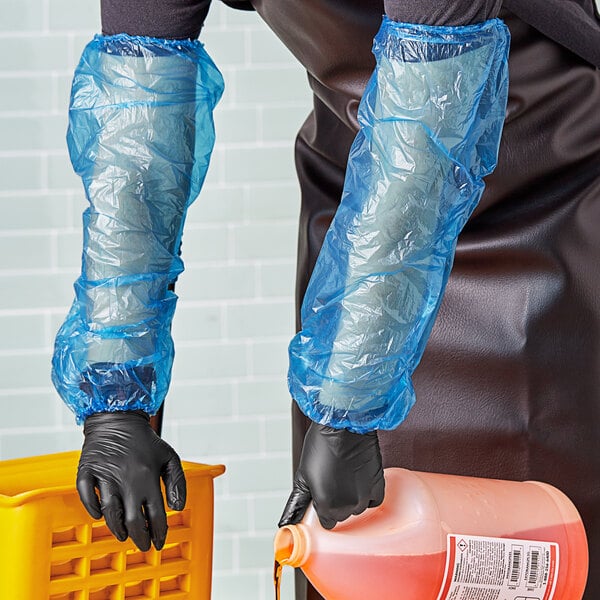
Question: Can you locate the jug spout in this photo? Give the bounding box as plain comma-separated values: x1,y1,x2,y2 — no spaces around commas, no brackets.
274,524,310,567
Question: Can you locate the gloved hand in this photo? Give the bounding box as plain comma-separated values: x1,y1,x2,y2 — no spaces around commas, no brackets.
278,421,385,529
77,410,186,551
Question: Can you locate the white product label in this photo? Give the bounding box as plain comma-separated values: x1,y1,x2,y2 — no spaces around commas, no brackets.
436,534,559,600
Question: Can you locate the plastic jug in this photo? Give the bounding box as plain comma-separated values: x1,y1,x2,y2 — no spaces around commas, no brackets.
274,468,588,600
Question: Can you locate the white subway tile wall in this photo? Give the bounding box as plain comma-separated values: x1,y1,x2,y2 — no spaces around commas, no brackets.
0,1,313,598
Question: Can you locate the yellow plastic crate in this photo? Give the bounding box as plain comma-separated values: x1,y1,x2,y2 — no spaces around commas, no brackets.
0,451,225,600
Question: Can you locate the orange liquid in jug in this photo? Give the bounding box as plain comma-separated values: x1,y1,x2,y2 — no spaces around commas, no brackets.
306,551,446,600
304,521,587,600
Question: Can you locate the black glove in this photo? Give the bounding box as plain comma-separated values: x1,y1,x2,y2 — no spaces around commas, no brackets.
77,410,186,551
279,421,385,529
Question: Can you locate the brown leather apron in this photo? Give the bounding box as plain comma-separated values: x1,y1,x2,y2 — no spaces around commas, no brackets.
251,2,600,598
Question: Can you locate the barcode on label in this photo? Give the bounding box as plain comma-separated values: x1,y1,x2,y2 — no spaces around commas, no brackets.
528,549,541,586
510,545,523,585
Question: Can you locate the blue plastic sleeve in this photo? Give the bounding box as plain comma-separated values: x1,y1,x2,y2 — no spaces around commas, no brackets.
51,35,224,423
287,17,510,433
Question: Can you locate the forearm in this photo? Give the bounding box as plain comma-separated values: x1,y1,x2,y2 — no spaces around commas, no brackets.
101,0,211,39
52,11,224,422
383,0,502,26
288,13,510,433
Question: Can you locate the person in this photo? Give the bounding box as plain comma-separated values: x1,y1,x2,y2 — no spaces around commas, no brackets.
51,1,600,599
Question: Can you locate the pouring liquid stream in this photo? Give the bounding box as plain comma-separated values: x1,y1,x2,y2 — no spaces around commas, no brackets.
273,559,282,600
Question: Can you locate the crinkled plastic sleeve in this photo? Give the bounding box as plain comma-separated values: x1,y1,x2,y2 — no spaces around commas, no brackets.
51,35,224,423
287,17,510,433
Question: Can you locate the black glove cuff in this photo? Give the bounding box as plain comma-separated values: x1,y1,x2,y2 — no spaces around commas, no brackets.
83,409,150,433
315,422,378,438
